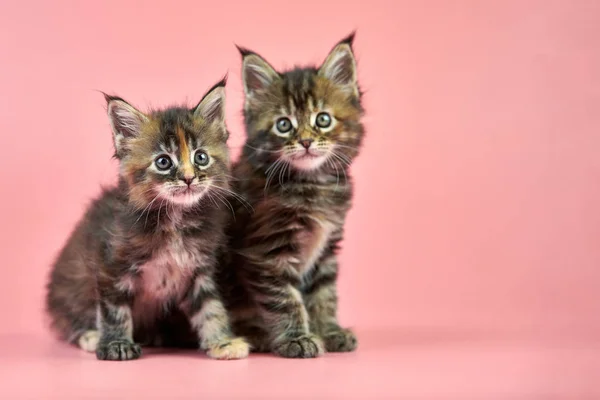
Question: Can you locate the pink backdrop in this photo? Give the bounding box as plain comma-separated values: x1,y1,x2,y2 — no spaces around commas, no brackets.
1,0,599,398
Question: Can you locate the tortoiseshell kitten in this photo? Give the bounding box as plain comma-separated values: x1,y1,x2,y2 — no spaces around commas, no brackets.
220,34,364,358
46,79,250,361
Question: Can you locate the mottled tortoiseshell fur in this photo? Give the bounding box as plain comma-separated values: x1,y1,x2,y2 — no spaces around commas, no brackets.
46,79,249,361
220,34,364,358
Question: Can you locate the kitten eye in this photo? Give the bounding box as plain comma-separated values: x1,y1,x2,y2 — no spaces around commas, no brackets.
315,112,332,129
155,155,173,170
275,117,293,135
194,150,210,167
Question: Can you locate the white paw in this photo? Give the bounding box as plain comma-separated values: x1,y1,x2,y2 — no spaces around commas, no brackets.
207,337,250,360
78,330,100,352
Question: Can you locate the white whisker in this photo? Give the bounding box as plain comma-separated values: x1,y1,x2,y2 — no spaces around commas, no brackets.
243,144,283,154
211,185,254,212
264,157,285,193
211,190,236,219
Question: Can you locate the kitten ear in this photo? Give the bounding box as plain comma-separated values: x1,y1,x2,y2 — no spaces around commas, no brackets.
318,33,358,95
105,94,149,156
237,46,280,96
193,77,227,126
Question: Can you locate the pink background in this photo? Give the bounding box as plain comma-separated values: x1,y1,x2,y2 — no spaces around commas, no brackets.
1,0,600,398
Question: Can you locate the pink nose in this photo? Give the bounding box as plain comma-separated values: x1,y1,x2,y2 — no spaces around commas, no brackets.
182,177,193,186
299,139,313,149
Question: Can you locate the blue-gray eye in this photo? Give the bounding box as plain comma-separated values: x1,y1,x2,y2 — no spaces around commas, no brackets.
315,112,332,128
155,155,172,170
276,117,293,134
194,150,210,166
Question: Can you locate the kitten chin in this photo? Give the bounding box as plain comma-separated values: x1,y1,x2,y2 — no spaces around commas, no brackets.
221,33,363,358
159,182,211,207
287,153,329,171
46,78,250,361
282,145,331,171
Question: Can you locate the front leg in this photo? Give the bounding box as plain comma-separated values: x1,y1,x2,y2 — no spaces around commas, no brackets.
185,270,249,360
95,273,141,361
304,253,357,353
244,263,324,358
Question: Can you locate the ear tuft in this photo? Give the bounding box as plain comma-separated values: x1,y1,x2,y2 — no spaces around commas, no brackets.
193,77,227,126
211,73,228,90
235,44,255,58
338,31,356,47
105,94,148,156
240,50,279,96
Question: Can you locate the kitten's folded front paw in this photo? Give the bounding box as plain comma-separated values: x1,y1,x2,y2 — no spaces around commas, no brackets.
322,328,358,352
206,337,250,360
96,339,142,361
273,334,324,358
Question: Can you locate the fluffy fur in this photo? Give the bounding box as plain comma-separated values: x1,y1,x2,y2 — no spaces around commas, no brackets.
220,33,364,358
46,79,249,361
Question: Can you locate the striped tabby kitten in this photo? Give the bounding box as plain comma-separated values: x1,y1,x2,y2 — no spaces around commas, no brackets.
222,34,364,358
46,79,249,361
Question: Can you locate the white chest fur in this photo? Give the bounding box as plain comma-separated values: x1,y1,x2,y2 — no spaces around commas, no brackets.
141,235,203,298
296,217,336,276
118,235,204,302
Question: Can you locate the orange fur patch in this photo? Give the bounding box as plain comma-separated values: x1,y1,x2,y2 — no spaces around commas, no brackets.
177,126,194,177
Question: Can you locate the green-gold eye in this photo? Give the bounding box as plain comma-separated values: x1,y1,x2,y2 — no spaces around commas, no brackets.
194,150,210,166
155,155,173,170
315,112,332,128
275,117,293,134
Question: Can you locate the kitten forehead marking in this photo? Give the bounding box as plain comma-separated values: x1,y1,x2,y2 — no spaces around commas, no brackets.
176,125,194,177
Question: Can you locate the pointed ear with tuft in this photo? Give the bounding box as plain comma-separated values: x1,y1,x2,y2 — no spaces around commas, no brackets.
105,94,149,157
238,47,280,97
193,77,227,129
318,33,358,95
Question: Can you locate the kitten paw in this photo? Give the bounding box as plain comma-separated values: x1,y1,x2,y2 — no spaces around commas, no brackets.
207,337,250,360
96,340,142,361
323,328,358,352
78,330,100,353
273,334,324,358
